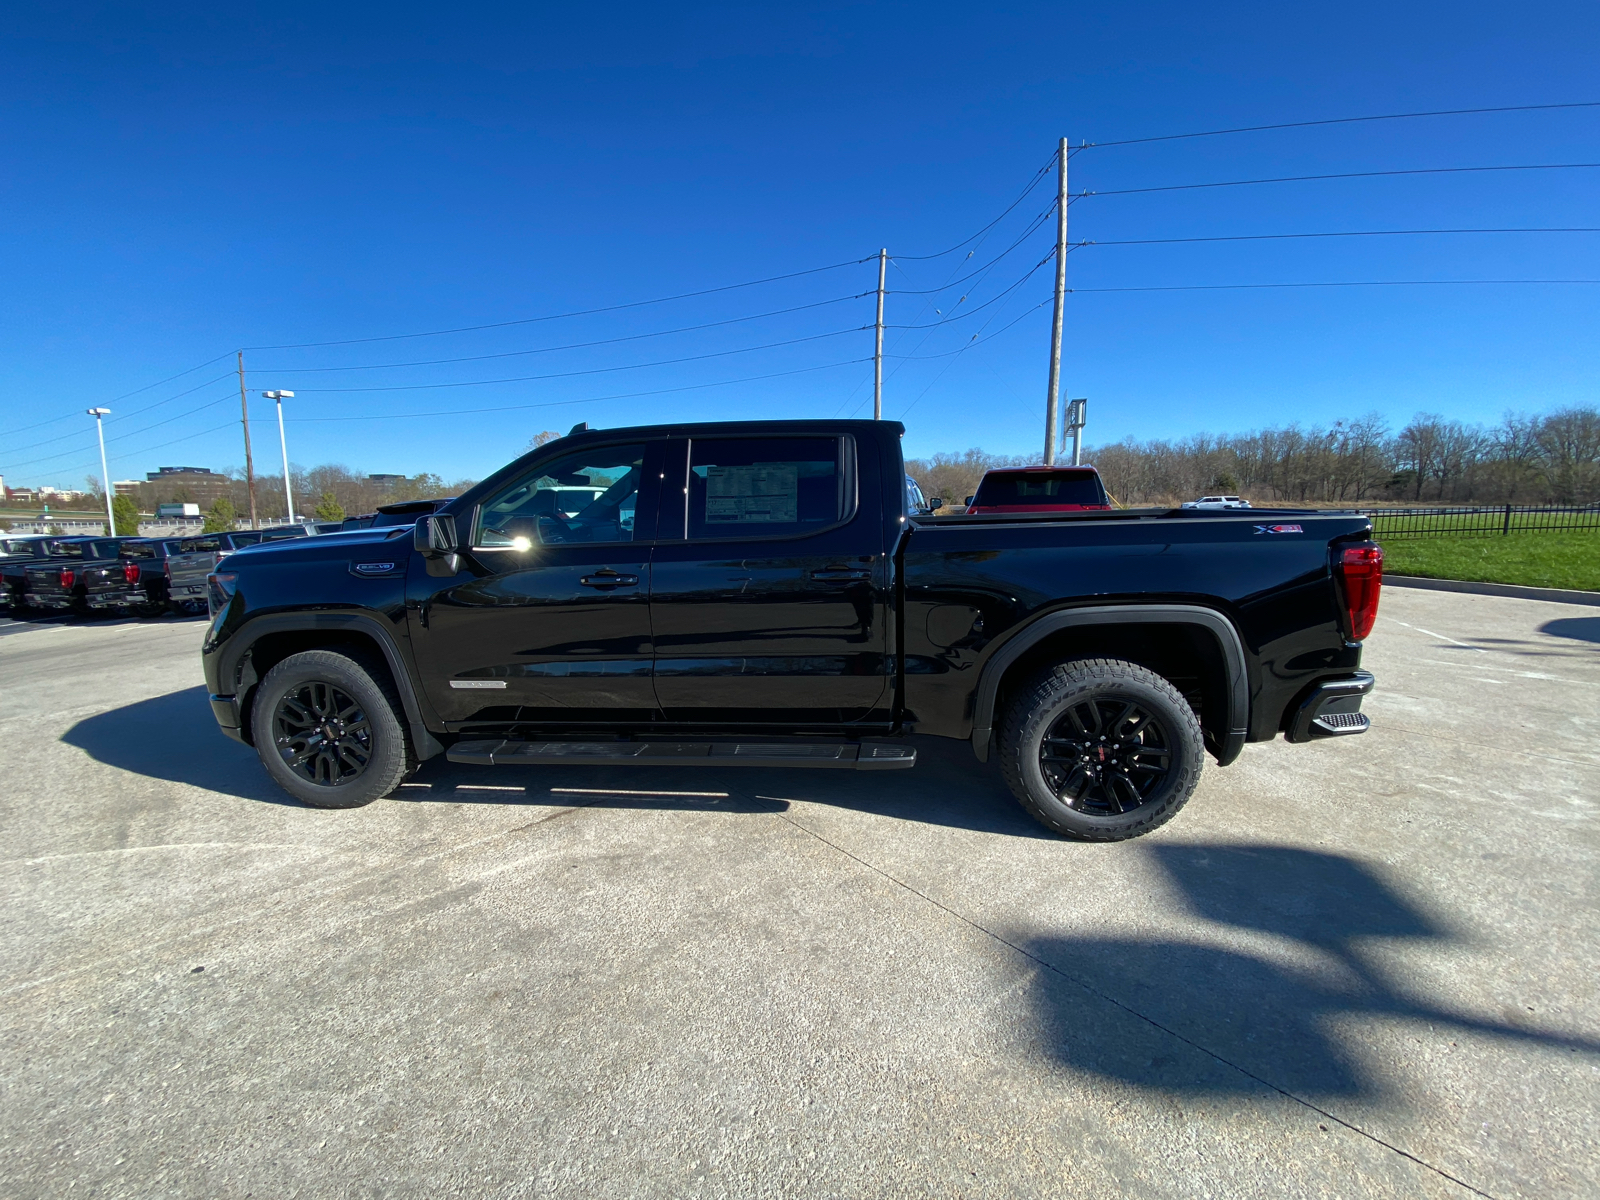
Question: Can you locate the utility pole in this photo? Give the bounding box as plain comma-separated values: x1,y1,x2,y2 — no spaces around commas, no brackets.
237,351,258,529
1043,137,1068,465
88,408,114,534
873,248,887,420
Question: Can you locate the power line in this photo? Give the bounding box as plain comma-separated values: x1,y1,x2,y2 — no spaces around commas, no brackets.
244,257,876,351
886,253,1056,328
287,328,868,394
896,296,1056,422
1080,162,1600,198
1078,227,1600,248
888,296,1054,359
4,371,235,456
1081,100,1600,150
285,359,873,422
888,204,1056,295
894,153,1058,261
3,394,237,472
0,353,234,440
254,295,867,375
1069,279,1600,293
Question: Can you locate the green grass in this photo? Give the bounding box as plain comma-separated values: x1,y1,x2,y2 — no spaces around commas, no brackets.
1382,531,1600,591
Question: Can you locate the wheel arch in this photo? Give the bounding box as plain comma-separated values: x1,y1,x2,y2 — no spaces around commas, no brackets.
969,604,1249,766
221,613,444,760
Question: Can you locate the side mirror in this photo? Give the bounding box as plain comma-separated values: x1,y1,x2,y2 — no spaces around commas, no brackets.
928,497,944,511
414,513,458,556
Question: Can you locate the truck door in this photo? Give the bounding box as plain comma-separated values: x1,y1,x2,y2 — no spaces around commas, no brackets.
648,433,891,727
407,441,662,727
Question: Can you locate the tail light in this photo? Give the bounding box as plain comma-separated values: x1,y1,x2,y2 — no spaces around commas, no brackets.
123,561,140,585
1335,543,1383,642
59,568,75,590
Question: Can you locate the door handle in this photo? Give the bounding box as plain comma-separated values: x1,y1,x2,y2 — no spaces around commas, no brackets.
579,573,640,589
809,567,871,583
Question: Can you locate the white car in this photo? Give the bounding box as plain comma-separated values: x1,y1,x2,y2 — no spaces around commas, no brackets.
1181,495,1252,510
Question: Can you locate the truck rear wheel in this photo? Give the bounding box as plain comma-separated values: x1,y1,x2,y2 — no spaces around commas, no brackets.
998,657,1204,841
250,648,415,809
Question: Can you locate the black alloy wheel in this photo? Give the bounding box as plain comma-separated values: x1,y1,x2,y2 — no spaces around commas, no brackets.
998,657,1204,841
273,681,375,786
1040,697,1172,815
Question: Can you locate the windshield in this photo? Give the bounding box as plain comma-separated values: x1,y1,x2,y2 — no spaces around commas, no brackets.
972,470,1107,508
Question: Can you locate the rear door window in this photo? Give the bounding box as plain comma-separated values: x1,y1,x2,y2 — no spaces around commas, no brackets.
685,437,848,540
181,537,220,553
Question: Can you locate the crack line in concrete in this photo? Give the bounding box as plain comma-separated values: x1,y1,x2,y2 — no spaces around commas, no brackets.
751,792,1499,1200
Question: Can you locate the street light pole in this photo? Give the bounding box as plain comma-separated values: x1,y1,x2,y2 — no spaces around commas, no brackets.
87,407,115,535
264,391,296,523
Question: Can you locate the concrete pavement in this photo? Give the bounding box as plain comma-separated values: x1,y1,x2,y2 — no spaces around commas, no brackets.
0,590,1595,1198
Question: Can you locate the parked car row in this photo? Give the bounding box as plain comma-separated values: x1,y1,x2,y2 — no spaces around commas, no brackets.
0,501,448,619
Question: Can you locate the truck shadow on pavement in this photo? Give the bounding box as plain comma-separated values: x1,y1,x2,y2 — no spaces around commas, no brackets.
396,735,1051,837
61,685,302,805
1027,843,1600,1098
62,688,1045,835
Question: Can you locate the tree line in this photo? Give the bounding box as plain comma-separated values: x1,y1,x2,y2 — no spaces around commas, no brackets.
126,464,480,527
908,406,1600,509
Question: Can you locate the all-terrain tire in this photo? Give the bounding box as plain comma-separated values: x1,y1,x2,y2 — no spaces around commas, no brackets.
998,657,1204,842
250,648,415,809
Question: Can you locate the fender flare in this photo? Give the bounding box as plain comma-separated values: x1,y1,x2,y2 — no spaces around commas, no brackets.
968,603,1249,766
219,611,445,761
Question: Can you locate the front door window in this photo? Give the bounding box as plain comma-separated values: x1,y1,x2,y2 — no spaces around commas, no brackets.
476,447,644,550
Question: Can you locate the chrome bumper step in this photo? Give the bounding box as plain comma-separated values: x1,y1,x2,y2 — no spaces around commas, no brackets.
446,739,916,770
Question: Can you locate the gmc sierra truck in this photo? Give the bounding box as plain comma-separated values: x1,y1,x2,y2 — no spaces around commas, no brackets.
202,419,1381,841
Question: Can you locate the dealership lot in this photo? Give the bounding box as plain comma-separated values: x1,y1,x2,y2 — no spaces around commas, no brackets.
0,590,1595,1199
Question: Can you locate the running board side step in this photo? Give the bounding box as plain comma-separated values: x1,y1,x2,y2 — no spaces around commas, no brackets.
445,740,916,770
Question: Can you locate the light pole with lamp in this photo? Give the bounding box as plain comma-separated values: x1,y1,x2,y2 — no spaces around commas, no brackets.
87,407,115,535
263,391,296,524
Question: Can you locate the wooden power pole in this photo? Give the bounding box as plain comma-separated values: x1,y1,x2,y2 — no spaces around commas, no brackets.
237,351,258,529
873,248,887,420
1043,138,1068,465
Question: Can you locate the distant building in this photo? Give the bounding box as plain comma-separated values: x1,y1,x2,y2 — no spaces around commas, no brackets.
146,466,230,505
113,479,142,497
368,473,407,485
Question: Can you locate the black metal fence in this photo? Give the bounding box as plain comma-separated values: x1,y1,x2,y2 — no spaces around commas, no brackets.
1365,504,1600,539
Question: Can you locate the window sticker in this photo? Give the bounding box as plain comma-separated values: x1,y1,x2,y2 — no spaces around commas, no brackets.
705,464,799,523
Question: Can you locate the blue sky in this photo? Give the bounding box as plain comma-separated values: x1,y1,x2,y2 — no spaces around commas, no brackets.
2,1,1597,489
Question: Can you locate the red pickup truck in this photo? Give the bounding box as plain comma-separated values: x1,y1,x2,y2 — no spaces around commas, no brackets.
966,466,1111,515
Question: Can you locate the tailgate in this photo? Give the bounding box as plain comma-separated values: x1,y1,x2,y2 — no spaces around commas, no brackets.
166,552,217,593
24,565,70,597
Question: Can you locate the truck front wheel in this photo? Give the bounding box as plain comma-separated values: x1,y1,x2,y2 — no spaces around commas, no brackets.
998,658,1204,841
250,649,415,809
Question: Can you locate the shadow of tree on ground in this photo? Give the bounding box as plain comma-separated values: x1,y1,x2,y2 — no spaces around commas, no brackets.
1028,843,1598,1099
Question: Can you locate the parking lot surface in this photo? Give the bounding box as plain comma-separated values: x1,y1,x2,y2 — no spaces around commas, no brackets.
0,589,1595,1199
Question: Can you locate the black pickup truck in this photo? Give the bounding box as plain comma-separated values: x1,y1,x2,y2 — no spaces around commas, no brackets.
202,419,1381,841
6,537,130,614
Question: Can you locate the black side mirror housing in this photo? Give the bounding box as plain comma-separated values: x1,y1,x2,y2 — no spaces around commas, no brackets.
928,497,944,511
414,513,458,555
415,514,460,575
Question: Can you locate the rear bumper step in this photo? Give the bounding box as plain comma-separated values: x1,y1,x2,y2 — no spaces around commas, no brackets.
446,740,917,770
1286,671,1375,743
